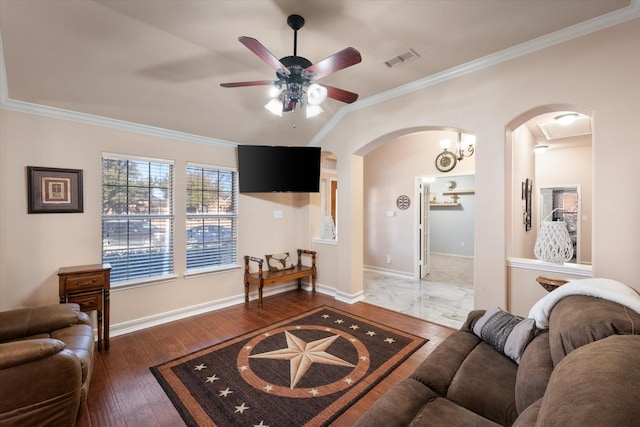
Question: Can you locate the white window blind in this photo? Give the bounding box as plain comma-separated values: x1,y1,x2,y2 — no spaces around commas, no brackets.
186,164,237,271
102,155,174,284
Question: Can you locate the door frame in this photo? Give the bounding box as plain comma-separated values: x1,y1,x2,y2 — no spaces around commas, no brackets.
414,176,433,279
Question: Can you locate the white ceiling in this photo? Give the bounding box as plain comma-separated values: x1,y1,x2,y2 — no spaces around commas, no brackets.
0,0,634,147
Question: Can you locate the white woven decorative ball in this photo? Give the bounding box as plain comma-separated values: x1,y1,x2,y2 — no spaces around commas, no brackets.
534,221,574,263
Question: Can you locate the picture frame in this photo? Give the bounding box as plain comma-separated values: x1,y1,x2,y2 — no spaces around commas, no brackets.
27,166,84,214
523,178,532,231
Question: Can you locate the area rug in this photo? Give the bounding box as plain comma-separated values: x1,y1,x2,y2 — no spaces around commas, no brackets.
151,306,427,426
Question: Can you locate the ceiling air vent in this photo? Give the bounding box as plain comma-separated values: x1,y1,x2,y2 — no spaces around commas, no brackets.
384,49,420,68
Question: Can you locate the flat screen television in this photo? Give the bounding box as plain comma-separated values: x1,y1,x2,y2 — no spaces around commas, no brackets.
237,145,321,193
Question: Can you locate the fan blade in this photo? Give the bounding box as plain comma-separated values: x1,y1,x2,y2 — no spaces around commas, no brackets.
239,36,290,76
323,84,359,104
220,80,276,88
304,47,361,80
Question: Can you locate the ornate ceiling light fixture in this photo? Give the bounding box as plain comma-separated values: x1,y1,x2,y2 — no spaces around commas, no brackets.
435,133,476,172
221,15,361,126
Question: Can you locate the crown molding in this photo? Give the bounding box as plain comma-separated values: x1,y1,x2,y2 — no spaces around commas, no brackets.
0,98,237,148
0,31,236,149
1,2,638,149
310,0,640,146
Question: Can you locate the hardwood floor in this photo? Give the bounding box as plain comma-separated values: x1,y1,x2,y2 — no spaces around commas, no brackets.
78,289,455,427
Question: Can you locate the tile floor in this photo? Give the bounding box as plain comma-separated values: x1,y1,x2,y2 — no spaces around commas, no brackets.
363,254,474,329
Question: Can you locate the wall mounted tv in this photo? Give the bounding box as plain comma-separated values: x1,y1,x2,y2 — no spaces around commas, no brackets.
237,145,321,193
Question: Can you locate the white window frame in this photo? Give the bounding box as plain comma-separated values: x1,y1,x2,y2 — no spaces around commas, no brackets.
185,162,238,274
101,153,175,287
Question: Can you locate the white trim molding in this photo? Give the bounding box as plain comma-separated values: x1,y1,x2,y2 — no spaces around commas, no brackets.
310,0,640,146
507,257,592,277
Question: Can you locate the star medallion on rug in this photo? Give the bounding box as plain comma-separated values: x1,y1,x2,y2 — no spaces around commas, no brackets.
151,306,427,426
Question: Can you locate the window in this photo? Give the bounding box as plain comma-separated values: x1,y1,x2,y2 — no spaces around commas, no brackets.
102,155,174,284
186,164,237,271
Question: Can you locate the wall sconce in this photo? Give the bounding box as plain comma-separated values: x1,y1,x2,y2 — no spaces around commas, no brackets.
534,209,574,263
435,133,476,172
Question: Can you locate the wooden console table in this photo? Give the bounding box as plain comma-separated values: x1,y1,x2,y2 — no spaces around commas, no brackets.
58,263,111,350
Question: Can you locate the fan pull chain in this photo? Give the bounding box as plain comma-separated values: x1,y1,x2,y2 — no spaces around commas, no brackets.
292,104,297,128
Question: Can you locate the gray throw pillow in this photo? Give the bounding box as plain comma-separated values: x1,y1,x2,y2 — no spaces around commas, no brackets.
473,307,536,364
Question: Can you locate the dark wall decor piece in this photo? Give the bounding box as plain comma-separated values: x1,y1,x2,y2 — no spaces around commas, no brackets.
27,166,84,213
396,195,410,210
522,178,532,231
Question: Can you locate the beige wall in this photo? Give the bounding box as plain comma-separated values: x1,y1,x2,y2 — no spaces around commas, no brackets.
510,126,536,259
362,130,475,274
1,19,639,328
318,19,640,312
0,110,312,329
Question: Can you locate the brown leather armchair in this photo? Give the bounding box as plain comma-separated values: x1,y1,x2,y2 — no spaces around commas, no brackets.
0,304,95,426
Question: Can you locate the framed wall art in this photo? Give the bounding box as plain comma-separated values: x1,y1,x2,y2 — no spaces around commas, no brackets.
27,166,84,214
522,178,532,231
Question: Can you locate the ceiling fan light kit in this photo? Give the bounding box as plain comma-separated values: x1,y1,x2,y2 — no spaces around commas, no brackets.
221,14,361,125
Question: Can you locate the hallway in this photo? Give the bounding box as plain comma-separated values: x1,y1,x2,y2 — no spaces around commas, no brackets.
363,253,474,329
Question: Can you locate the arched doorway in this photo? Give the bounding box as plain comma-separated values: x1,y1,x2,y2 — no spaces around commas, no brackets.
358,127,476,328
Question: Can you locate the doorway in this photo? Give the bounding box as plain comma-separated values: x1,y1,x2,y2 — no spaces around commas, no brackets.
416,174,475,287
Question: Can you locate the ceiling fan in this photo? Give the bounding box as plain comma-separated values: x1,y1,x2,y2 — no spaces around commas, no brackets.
220,14,362,119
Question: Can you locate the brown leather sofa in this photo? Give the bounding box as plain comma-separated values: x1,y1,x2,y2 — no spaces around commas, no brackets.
354,294,640,426
0,303,95,426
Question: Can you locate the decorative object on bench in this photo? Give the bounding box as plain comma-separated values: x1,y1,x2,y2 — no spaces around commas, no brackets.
265,252,293,271
244,249,316,308
354,278,640,427
0,303,95,426
151,306,426,427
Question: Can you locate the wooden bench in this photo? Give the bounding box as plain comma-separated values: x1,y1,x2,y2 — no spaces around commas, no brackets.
244,249,317,308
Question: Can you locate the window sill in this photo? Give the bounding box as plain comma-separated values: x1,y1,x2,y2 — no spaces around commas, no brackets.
110,273,178,291
312,237,337,245
507,257,592,276
184,264,241,278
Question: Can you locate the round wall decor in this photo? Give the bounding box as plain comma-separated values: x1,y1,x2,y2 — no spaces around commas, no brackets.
435,151,457,172
396,195,410,210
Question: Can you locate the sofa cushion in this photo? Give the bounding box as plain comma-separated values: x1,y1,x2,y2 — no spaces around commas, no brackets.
408,397,502,427
472,307,536,364
0,304,86,342
511,399,542,427
535,335,640,426
447,342,519,426
0,339,65,370
352,378,439,427
411,330,482,396
514,331,552,414
548,295,640,365
52,324,94,384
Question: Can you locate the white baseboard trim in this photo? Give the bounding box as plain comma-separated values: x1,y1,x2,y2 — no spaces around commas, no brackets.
335,289,366,304
363,265,414,280
109,279,369,337
110,282,299,337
